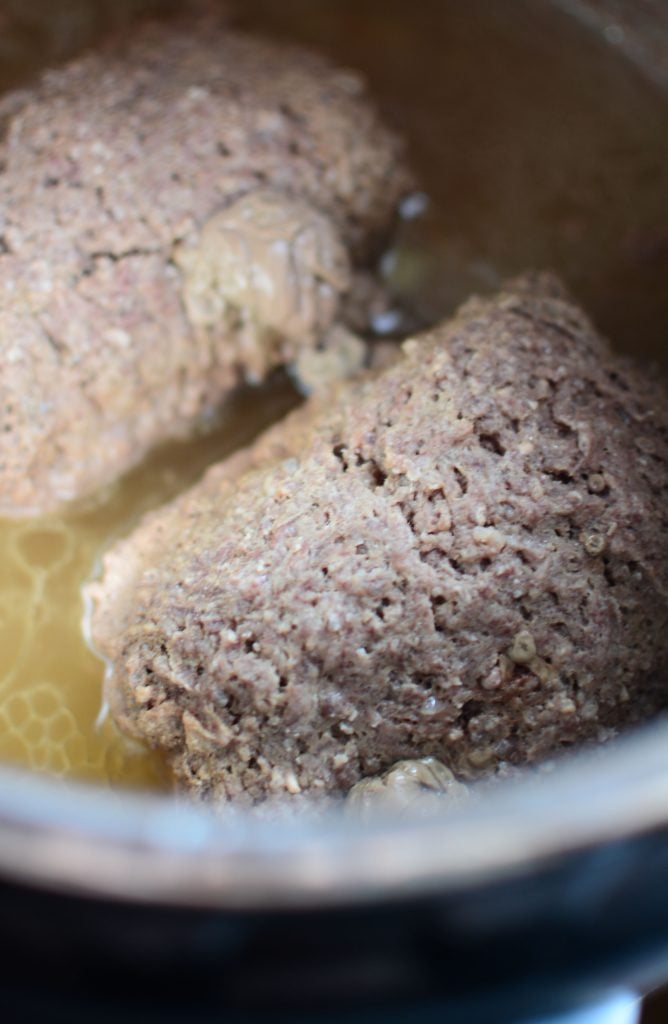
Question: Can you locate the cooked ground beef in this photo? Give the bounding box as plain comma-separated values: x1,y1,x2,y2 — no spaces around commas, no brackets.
0,12,410,516
87,273,668,807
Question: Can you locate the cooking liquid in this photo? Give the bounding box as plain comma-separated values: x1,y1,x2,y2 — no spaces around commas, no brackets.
0,0,666,788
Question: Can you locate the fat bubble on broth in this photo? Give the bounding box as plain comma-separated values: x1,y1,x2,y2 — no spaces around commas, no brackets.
0,517,158,783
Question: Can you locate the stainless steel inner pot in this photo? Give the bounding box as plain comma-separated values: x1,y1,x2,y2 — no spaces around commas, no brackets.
0,0,666,934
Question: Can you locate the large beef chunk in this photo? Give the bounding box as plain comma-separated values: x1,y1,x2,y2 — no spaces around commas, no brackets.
87,274,668,807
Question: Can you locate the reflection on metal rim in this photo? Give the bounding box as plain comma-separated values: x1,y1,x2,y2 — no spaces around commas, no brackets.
0,718,666,908
551,0,668,89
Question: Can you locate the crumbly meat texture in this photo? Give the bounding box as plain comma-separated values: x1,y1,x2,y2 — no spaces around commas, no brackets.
87,273,668,806
0,15,410,516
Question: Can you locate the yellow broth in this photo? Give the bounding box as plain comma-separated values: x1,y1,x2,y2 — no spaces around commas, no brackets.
0,379,298,787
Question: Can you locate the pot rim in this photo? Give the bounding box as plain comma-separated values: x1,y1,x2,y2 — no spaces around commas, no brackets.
0,717,666,910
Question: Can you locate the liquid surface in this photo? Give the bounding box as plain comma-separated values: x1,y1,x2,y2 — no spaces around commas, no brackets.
0,380,297,787
0,0,666,788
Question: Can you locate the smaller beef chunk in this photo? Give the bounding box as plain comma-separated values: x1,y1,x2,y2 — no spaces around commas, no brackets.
0,14,410,516
87,274,668,807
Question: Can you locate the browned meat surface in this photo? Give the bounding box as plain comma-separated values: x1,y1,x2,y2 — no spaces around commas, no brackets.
87,273,668,807
0,14,410,516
